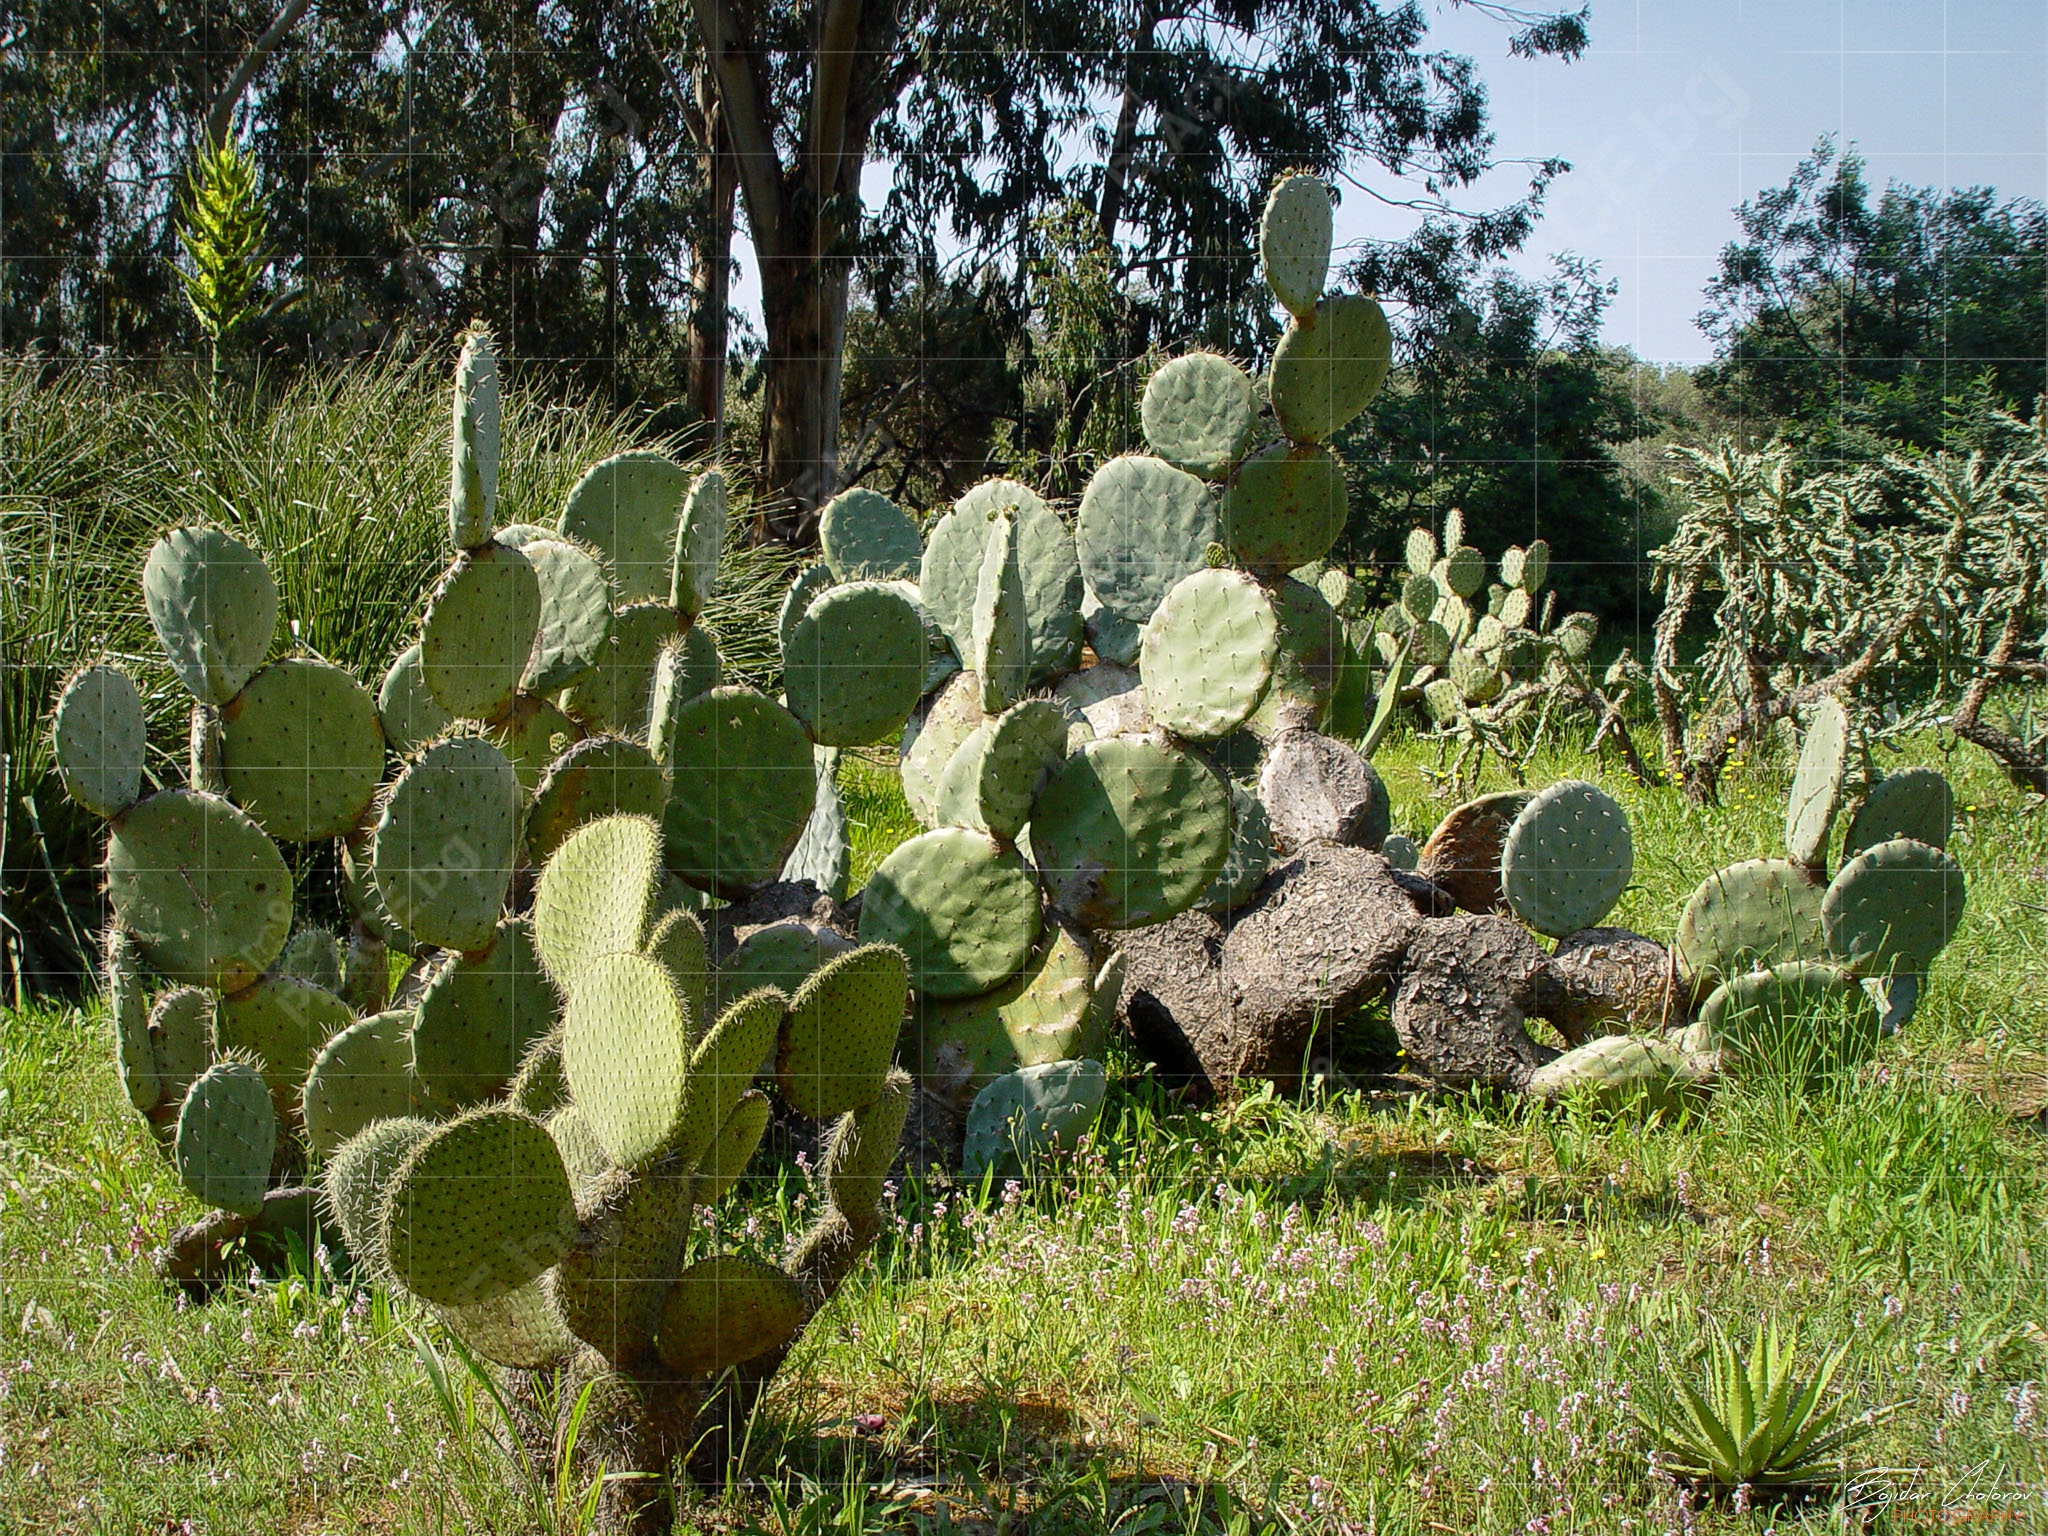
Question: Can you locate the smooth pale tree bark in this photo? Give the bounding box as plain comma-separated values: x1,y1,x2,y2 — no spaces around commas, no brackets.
204,0,314,146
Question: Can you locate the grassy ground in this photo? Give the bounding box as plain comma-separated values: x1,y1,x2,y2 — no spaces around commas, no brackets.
3,730,2043,1535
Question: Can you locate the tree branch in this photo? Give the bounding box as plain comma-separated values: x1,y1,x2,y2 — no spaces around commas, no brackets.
687,0,787,258
205,0,314,148
808,0,866,211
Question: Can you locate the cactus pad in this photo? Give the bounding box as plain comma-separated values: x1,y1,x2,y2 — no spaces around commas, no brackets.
1259,173,1334,319
532,813,665,995
1525,1034,1695,1111
777,562,837,660
302,1008,417,1158
276,926,345,991
697,1090,772,1205
107,789,292,991
678,987,785,1165
559,450,692,604
1694,961,1880,1081
933,700,1072,842
819,487,923,582
1200,780,1274,914
496,532,612,693
1841,767,1954,860
218,972,352,1091
1499,779,1634,938
493,694,578,795
781,745,851,900
377,643,454,753
1140,569,1278,739
670,469,728,618
1672,858,1827,993
970,513,1029,713
372,734,520,952
1247,576,1345,735
656,1254,808,1379
562,949,695,1167
217,658,386,841
1268,295,1393,444
1141,353,1258,477
821,1070,911,1219
143,526,279,705
412,919,554,1107
105,929,157,1112
1082,589,1144,666
52,664,147,817
858,827,1042,997
420,539,542,721
962,1059,1107,1185
713,922,855,1019
449,326,501,547
1783,697,1850,867
149,986,215,1107
1380,832,1419,871
915,923,1096,1102
899,672,987,827
1222,442,1349,573
647,628,723,759
175,1060,278,1215
922,480,1086,684
526,735,669,865
1030,736,1231,930
783,581,927,747
558,601,678,739
1075,455,1219,625
323,1115,434,1272
1821,836,1967,975
659,688,817,897
777,945,909,1120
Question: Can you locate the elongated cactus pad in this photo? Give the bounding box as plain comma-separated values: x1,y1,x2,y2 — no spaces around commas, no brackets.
697,1090,771,1205
377,643,453,754
1821,836,1966,975
1247,576,1346,736
107,789,292,991
143,526,278,705
1268,295,1392,444
778,945,909,1120
562,949,695,1168
677,987,785,1166
1259,173,1334,320
1141,353,1258,477
53,663,147,817
1499,779,1634,938
1672,858,1826,994
1222,442,1349,573
495,530,613,693
175,1059,278,1215
218,972,352,1092
449,325,501,548
670,469,728,618
972,513,1030,714
962,1058,1107,1185
858,827,1042,997
932,700,1071,842
781,746,850,900
656,1254,808,1379
922,480,1086,685
149,986,215,1107
421,539,542,721
1784,696,1850,868
1141,569,1278,740
526,735,669,865
413,919,554,1107
778,562,837,661
784,581,927,747
820,486,923,582
915,923,1096,1103
821,1069,911,1219
560,450,692,604
646,629,723,761
218,658,385,841
659,688,816,897
532,813,664,995
1075,456,1219,626
900,671,986,828
1841,767,1954,861
105,929,157,1112
372,734,520,953
561,602,681,739
1692,961,1879,1082
302,1008,417,1159
1525,1034,1696,1111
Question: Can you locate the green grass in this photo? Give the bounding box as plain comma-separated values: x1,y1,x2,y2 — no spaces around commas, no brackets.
4,727,2043,1534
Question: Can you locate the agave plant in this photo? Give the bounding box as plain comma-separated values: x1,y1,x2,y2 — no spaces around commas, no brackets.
1640,1318,1896,1493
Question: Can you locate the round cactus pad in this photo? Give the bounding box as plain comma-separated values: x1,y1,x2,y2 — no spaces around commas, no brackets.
531,813,665,994
714,921,856,1018
783,581,927,747
1783,696,1851,867
218,658,386,841
560,450,692,604
922,480,1085,684
53,664,147,817
1075,455,1219,625
1822,836,1967,975
421,539,542,721
659,688,816,897
1247,577,1346,735
778,944,911,1119
324,1115,436,1275
1842,768,1955,860
1672,858,1826,992
378,644,454,753
819,486,924,582
499,533,612,692
381,1107,576,1307
175,1060,278,1216
1140,569,1278,739
962,1058,1108,1185
1083,589,1144,666
218,972,352,1091
107,789,292,991
1223,442,1348,573
915,924,1096,1103
562,950,695,1167
562,602,681,739
371,734,521,953
302,1009,417,1158
1268,294,1393,444
143,526,279,705
1030,736,1231,930
933,700,1072,842
657,1254,808,1379
1697,961,1879,1080
1259,173,1334,319
413,919,555,1107
1499,779,1634,938
858,827,1042,997
1141,353,1258,477
526,735,669,864
671,469,728,618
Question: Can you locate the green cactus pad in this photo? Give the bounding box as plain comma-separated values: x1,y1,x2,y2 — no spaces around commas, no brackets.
899,672,987,827
677,987,785,1167
656,1253,808,1379
1784,697,1851,867
712,922,856,1019
780,746,850,900
448,326,501,548
508,1031,568,1119
922,481,1085,684
275,926,345,992
1200,780,1275,916
412,919,554,1108
970,513,1029,714
216,658,385,841
382,1105,576,1308
783,581,927,747
697,1090,772,1205
545,1164,688,1357
434,1279,578,1370
1672,858,1827,993
532,813,664,995
1140,569,1278,740
1221,441,1348,573
174,1060,278,1215
1526,1034,1696,1111
1247,576,1345,736
1842,768,1954,861
52,664,147,817
858,827,1042,997
217,972,351,1092
420,539,542,721
1518,539,1550,593
777,945,909,1120
323,1115,434,1273
105,929,157,1112
1380,832,1419,871
557,601,679,739
1082,589,1144,666
546,1105,609,1191
1695,961,1880,1081
1076,455,1219,627
659,687,817,897
559,450,692,604
777,563,837,661
377,644,454,754
525,736,669,865
670,469,728,618
496,533,612,693
143,526,279,705
493,694,578,795
645,904,709,1028
1440,546,1485,599
1404,528,1438,576
819,486,923,582
1865,970,1921,1035
372,735,520,953
1259,173,1334,319
1821,836,1966,975
1499,779,1634,938
1269,295,1393,444
646,628,723,759
1141,353,1259,477
933,700,1072,842
821,1069,911,1220
561,949,695,1168
1030,736,1231,930
962,1058,1107,1185
915,924,1096,1103
301,1008,417,1159
149,986,215,1107
107,789,292,992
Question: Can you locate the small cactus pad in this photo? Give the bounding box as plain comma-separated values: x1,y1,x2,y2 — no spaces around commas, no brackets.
1268,295,1393,444
381,1106,577,1308
932,700,1072,842
677,987,786,1166
1200,780,1274,915
148,986,215,1107
777,944,909,1120
526,736,670,865
1672,858,1827,993
1694,961,1880,1081
106,930,157,1112
1259,173,1334,319
1140,569,1278,740
412,919,554,1107
1405,527,1438,575
302,1008,417,1159
532,813,664,995
819,487,923,582
659,688,817,897
276,926,345,991
972,512,1031,714
1784,696,1851,867
697,1090,772,1204
492,694,578,795
655,1254,808,1379
1141,353,1258,477
1866,970,1921,1035
324,1115,434,1272
1247,576,1346,736
962,1058,1107,1185
1517,538,1550,593
781,745,851,900
562,949,695,1167
52,664,147,816
1499,779,1634,938
435,1280,579,1371
449,325,501,548
377,643,454,753
858,827,1042,997
372,735,521,953
900,672,987,827
821,1070,911,1218
509,1032,568,1119
713,922,856,1019
174,1060,278,1215
218,972,352,1091
1030,736,1232,930
1082,589,1144,666
561,602,681,738
1439,546,1485,599
1821,836,1967,975
915,923,1096,1103
218,658,386,841
1842,767,1955,860
1075,456,1220,625
1222,442,1349,573
107,789,292,991
778,562,837,660
559,450,692,604
670,469,728,618
922,480,1085,684
783,581,927,747
421,539,543,721
498,533,612,693
1380,832,1419,871
1525,1034,1696,1111
646,629,723,760
143,526,279,705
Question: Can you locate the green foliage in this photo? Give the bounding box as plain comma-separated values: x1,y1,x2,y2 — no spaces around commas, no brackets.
175,139,275,378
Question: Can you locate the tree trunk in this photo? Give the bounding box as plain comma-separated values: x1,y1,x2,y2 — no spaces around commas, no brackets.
684,78,735,455
756,250,851,541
